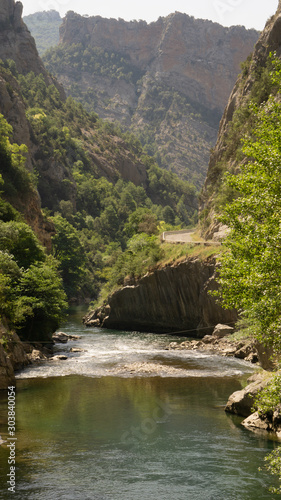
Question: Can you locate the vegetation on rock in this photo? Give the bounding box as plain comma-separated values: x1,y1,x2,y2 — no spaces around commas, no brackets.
0,114,67,341
214,56,281,491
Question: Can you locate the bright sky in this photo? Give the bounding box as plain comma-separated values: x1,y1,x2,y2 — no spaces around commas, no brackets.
21,0,279,31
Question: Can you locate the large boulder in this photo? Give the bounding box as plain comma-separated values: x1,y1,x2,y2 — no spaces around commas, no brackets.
212,323,234,338
0,324,30,390
225,372,272,417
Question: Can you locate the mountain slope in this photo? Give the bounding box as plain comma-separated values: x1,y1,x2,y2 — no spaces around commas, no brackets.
0,0,198,306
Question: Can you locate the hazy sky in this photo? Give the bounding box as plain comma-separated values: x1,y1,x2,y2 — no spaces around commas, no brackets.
21,0,279,31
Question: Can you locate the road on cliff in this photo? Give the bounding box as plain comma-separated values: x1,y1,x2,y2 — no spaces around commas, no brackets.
162,230,201,243
161,230,221,245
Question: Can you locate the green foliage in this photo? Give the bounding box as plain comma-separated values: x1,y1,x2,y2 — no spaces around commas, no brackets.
43,43,144,87
0,230,67,341
0,221,46,269
214,57,281,350
104,233,164,293
264,448,281,495
51,215,86,298
0,119,67,340
0,113,34,200
254,372,281,416
253,372,281,495
14,259,67,341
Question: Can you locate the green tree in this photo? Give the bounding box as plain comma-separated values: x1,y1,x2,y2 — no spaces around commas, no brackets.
216,62,281,350
162,205,175,225
0,221,46,269
214,57,281,494
51,215,86,297
14,259,67,341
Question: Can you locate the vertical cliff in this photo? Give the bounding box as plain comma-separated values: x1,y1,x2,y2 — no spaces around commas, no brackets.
200,1,281,239
43,11,258,187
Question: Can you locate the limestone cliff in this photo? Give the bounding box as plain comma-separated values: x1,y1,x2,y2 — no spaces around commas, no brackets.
200,1,281,239
43,11,258,187
85,255,237,335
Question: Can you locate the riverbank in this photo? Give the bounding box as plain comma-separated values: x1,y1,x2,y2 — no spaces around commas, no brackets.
167,324,275,370
0,323,81,390
167,325,281,439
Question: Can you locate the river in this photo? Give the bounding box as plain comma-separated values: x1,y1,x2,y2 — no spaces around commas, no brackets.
0,312,279,499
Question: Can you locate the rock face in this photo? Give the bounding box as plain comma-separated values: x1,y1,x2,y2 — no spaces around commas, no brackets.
0,1,59,81
225,372,271,417
0,323,30,390
44,11,258,187
200,1,281,239
84,255,237,335
60,12,257,115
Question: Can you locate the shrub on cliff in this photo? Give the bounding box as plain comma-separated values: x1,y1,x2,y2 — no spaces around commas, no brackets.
215,56,281,352
215,57,281,494
0,116,67,341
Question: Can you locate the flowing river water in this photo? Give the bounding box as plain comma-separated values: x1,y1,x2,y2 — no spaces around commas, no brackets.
0,311,280,499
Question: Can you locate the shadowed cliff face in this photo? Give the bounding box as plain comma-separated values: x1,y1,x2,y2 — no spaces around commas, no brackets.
0,1,58,249
0,0,56,80
85,256,237,336
200,2,281,240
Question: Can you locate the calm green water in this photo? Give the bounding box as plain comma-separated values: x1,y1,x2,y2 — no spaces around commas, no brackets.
0,317,279,499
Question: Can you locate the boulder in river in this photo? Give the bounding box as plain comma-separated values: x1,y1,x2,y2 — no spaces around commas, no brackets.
52,332,81,343
52,355,68,361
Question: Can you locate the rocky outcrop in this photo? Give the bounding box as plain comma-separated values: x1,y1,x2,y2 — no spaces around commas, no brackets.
242,407,281,438
200,1,281,239
168,329,263,365
0,322,30,390
225,372,272,417
43,11,258,187
225,370,281,437
0,0,62,86
84,255,237,335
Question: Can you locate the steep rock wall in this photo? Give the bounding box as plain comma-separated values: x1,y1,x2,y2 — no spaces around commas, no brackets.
85,255,237,335
60,12,258,115
200,1,281,239
49,11,259,187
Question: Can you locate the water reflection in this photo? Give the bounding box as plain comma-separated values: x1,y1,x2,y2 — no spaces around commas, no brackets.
0,318,279,499
0,374,279,499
